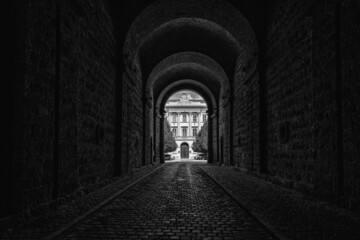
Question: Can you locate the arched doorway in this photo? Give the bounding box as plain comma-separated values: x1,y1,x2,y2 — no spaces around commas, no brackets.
180,143,189,159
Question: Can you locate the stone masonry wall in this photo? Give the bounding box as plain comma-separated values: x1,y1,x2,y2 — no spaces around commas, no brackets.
21,0,117,216
219,97,230,165
211,117,218,163
22,0,56,214
233,53,260,171
155,116,161,163
342,0,360,210
266,0,339,201
60,0,116,197
121,72,143,172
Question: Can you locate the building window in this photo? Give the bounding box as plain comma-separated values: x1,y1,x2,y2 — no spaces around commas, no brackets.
193,114,197,122
172,128,176,137
193,128,198,136
203,114,207,122
183,113,187,123
182,128,187,137
172,114,176,122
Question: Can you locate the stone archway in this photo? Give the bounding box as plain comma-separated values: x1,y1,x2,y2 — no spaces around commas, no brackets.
123,0,259,169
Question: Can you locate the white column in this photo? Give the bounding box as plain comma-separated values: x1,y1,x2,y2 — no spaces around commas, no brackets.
199,111,202,128
189,112,192,136
198,112,200,132
177,112,181,137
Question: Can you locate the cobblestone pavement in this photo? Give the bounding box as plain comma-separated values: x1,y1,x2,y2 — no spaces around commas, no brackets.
1,164,162,240
200,165,360,240
4,161,358,240
62,162,275,240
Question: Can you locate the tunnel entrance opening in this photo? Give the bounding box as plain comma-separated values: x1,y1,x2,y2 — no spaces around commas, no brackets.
163,90,208,161
124,0,260,168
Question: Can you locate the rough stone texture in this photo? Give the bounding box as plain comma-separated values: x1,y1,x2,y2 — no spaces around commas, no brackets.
3,161,360,239
18,0,117,217
144,104,152,166
342,0,360,210
201,165,360,240
233,52,260,171
3,0,360,227
62,162,274,240
62,0,117,197
147,52,226,99
155,116,162,163
266,0,339,202
22,0,56,214
223,103,231,165
211,117,218,163
218,97,229,165
121,72,144,172
0,164,161,239
124,0,256,82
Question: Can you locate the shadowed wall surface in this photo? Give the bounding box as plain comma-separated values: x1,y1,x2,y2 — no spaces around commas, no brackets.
1,0,360,224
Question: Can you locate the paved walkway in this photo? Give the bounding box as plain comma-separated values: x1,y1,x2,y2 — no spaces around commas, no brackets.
0,164,162,240
62,162,274,240
2,161,360,240
201,165,360,240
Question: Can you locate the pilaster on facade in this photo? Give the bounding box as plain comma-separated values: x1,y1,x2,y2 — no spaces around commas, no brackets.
177,112,181,137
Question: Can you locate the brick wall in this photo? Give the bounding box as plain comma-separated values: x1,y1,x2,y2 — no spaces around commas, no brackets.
61,0,116,196
233,53,260,171
155,116,161,163
10,0,360,219
211,117,218,163
22,0,56,214
219,97,229,164
342,0,360,210
266,0,339,200
144,104,152,165
121,72,144,172
20,0,117,215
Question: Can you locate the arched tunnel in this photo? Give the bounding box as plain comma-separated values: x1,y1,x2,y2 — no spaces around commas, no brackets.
1,0,360,239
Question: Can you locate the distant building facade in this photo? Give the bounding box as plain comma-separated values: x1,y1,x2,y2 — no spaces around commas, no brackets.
165,92,207,158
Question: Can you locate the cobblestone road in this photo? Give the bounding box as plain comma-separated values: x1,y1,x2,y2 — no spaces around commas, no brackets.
201,165,360,240
62,162,275,240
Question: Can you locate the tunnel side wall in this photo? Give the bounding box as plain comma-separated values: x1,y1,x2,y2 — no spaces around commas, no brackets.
266,0,338,202
7,0,360,220
21,0,57,216
219,99,231,164
121,71,145,172
19,0,117,216
342,0,360,210
231,0,360,210
265,0,360,209
233,53,260,171
266,0,325,196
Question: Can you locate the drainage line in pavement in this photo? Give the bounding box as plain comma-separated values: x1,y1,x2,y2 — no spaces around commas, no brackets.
199,167,290,240
44,164,164,240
